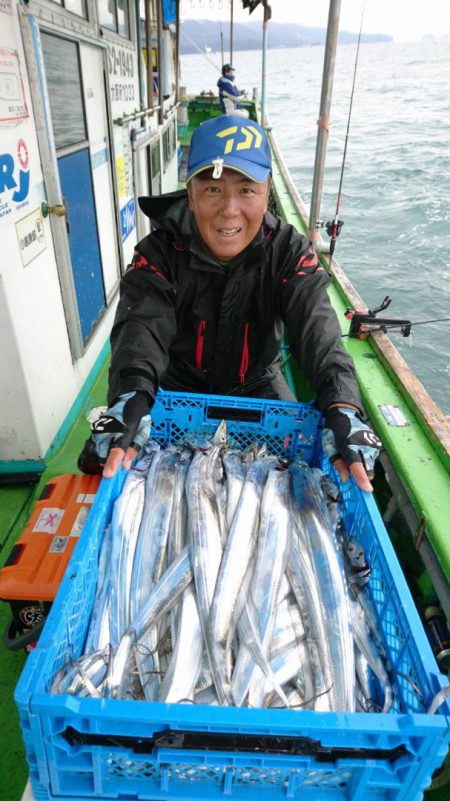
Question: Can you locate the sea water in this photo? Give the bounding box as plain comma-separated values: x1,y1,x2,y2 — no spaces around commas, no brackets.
180,38,450,419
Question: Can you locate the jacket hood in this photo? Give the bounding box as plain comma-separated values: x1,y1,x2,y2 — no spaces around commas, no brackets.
139,189,199,240
138,190,188,226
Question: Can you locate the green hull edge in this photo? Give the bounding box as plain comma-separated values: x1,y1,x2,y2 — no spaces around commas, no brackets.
0,461,46,476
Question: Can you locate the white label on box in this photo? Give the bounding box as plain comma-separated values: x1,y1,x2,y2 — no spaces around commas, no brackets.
70,506,90,537
76,493,96,504
33,508,64,534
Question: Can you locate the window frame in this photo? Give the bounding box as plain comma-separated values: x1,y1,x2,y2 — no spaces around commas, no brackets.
98,0,131,39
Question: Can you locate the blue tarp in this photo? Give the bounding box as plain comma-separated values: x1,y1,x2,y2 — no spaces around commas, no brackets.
162,0,176,25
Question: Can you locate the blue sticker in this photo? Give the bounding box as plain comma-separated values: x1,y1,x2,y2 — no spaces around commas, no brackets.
120,198,136,241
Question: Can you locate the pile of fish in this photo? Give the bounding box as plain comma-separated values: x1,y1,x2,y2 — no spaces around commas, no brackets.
52,424,394,712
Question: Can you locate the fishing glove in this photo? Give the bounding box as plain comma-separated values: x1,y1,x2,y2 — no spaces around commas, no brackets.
322,407,382,478
78,391,151,474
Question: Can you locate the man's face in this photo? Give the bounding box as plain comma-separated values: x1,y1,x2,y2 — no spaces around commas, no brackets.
187,169,270,262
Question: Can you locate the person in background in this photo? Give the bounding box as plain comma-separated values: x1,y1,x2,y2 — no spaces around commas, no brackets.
217,64,249,118
78,115,381,491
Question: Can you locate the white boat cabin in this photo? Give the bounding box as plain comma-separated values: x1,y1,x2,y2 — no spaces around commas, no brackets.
0,0,180,472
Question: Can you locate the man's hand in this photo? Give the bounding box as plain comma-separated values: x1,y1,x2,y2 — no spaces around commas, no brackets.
78,391,151,478
322,406,382,493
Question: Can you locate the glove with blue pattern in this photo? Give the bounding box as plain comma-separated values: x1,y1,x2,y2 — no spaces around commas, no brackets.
322,406,382,484
78,391,151,475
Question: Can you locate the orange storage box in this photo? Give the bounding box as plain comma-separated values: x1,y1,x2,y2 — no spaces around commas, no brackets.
0,473,100,650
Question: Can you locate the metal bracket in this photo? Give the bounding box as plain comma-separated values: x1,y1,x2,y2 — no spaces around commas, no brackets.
345,296,412,340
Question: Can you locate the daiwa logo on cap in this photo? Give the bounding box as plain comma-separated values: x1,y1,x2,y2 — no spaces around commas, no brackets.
216,124,263,154
186,115,272,184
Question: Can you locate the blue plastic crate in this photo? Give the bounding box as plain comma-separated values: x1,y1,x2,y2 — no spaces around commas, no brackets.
15,392,450,801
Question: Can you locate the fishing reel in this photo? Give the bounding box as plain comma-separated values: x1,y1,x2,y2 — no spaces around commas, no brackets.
314,218,344,258
325,218,344,238
345,296,412,340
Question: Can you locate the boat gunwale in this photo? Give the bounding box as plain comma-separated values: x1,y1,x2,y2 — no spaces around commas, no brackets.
266,123,450,465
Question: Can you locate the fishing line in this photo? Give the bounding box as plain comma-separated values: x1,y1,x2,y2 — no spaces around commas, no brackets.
288,682,334,710
394,671,424,700
328,1,366,260
180,27,222,71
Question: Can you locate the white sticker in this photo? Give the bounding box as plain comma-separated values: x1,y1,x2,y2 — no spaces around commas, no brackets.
0,49,28,119
49,536,68,554
33,508,64,534
379,404,409,427
76,493,95,504
15,207,47,267
70,506,90,537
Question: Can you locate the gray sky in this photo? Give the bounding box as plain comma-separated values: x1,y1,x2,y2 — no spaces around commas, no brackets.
180,0,450,42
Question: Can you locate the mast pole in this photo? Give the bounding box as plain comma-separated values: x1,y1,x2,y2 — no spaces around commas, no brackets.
308,0,341,241
156,0,164,125
175,0,180,102
230,0,234,64
145,0,154,110
261,1,271,127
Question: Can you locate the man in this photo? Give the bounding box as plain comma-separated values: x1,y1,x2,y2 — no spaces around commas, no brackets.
79,115,381,490
217,64,249,118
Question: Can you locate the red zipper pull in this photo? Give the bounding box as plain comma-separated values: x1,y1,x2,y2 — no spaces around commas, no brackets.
195,320,207,369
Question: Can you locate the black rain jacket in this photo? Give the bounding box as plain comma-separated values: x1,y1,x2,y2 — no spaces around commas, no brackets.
108,191,362,413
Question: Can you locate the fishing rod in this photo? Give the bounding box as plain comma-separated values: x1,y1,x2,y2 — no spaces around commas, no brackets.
327,2,365,260
180,28,222,71
343,317,450,339
343,296,450,339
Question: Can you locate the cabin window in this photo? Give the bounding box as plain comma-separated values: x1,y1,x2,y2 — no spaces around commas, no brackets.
65,0,87,16
162,118,176,171
148,139,161,195
47,0,87,17
98,0,130,37
41,34,87,149
138,0,158,100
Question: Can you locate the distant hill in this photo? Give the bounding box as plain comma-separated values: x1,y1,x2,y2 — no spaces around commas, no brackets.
180,19,392,55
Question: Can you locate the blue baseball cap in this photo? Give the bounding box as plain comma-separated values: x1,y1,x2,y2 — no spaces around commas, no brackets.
186,115,272,184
